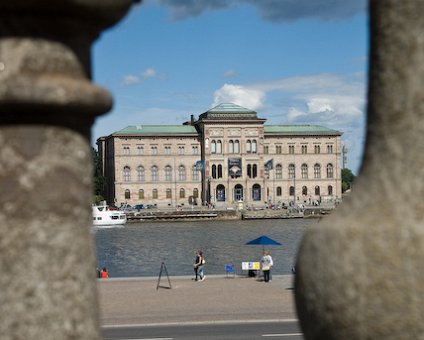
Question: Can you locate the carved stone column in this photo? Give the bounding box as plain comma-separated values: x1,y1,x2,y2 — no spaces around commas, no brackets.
0,1,137,339
295,1,424,339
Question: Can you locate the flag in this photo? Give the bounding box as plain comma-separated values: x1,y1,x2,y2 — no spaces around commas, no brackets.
265,159,273,170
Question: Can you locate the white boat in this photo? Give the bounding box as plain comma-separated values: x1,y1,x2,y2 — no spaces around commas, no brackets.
92,205,127,226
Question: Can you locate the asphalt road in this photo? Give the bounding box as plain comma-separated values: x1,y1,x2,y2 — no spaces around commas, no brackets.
102,321,304,340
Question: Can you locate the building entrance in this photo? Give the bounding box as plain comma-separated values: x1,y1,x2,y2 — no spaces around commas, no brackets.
234,184,243,201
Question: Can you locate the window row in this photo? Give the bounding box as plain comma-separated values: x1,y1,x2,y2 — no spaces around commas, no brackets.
210,139,257,154
264,144,335,155
122,165,201,182
122,145,200,156
283,185,334,197
268,163,334,179
124,188,199,200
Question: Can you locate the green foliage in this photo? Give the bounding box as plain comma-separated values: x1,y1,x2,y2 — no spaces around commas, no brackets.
92,147,106,199
342,168,355,193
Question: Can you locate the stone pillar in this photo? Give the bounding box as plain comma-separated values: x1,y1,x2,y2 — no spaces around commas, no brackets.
0,1,137,339
295,1,424,339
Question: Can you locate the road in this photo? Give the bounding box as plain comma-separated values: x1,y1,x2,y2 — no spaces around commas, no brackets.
102,321,304,340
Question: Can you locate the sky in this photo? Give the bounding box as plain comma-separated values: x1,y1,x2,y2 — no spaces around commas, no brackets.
92,0,368,174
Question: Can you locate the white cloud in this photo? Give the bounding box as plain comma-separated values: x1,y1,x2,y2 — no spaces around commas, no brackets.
143,67,157,79
122,75,140,86
213,84,265,110
224,69,237,78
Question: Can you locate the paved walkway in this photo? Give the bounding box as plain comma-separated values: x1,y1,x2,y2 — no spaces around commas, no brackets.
98,274,298,327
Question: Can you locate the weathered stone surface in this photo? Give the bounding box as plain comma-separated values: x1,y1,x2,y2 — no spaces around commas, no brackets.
0,1,138,339
295,1,424,339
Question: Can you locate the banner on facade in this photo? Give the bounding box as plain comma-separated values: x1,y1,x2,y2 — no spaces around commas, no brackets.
265,159,273,170
195,160,204,171
228,158,242,178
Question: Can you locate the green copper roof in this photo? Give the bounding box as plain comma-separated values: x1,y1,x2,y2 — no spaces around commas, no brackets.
265,125,341,135
199,103,262,121
114,125,198,135
207,103,256,114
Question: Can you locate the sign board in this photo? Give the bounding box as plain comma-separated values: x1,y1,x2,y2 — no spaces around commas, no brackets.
242,262,260,270
228,158,242,178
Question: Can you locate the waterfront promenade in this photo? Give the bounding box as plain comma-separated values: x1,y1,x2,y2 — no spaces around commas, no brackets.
98,274,297,327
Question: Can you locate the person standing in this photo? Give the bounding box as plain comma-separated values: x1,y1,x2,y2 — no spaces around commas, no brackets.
100,267,109,279
261,251,273,282
194,250,205,281
193,250,200,281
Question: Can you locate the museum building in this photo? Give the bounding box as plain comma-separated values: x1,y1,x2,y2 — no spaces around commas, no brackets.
97,103,343,209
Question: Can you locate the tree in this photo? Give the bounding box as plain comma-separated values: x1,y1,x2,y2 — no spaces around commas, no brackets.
92,147,105,203
342,168,355,193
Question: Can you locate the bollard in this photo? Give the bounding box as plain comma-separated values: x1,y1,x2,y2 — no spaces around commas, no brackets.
0,1,138,339
295,1,424,339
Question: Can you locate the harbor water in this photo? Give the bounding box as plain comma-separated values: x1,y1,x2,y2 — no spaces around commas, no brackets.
93,218,318,278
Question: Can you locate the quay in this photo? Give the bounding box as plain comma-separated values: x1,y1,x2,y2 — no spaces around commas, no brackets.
125,204,335,222
98,275,297,327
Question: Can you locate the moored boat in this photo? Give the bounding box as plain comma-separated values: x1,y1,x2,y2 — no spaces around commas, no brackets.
93,204,127,226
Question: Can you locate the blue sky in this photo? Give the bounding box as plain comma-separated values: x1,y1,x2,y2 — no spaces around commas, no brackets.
92,0,368,174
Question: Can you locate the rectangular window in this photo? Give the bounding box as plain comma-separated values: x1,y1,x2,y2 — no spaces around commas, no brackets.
178,146,185,155
123,146,130,155
192,145,199,155
137,145,144,155
164,146,172,155
327,145,334,154
301,145,307,154
150,146,158,155
289,145,295,154
314,145,321,154
276,145,282,154
263,145,269,154
166,189,172,199
152,189,158,199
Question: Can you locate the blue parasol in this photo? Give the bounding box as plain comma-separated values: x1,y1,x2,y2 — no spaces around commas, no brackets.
245,235,282,252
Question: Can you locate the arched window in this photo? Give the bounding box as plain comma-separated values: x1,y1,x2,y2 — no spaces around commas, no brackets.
178,165,186,181
216,140,222,154
253,164,257,178
179,188,185,198
301,164,308,179
328,185,333,195
327,163,334,178
211,140,216,154
276,186,282,196
234,184,243,201
234,140,240,153
314,164,321,179
252,140,257,153
289,186,295,196
166,188,172,199
125,189,130,199
192,166,199,181
193,188,199,198
165,165,172,181
151,166,158,181
212,164,217,179
218,164,223,178
216,184,225,201
252,184,261,201
138,189,144,199
315,185,320,196
276,164,282,179
123,166,131,182
152,189,158,199
247,164,252,178
228,140,234,154
302,186,308,196
289,164,295,179
137,166,145,182
246,140,251,153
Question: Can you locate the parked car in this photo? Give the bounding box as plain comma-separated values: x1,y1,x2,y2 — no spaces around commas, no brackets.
134,204,144,211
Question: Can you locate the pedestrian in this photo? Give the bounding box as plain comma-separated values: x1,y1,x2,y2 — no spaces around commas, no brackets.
100,267,109,279
261,250,273,282
194,250,205,281
193,250,200,281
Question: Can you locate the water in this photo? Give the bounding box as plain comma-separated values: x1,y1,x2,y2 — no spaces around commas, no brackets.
93,218,318,277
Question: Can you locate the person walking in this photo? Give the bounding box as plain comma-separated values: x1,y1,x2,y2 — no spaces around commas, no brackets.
194,250,205,281
261,250,273,282
193,250,200,281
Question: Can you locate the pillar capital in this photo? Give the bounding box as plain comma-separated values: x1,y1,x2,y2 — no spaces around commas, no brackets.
0,0,139,130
